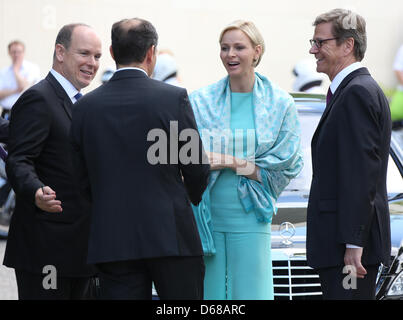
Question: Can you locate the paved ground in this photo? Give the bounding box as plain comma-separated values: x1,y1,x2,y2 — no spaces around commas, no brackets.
0,240,18,300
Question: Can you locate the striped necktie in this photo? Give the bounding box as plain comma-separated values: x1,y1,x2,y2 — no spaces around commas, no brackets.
74,92,83,101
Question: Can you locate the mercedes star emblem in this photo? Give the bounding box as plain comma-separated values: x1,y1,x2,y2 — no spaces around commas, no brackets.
279,222,296,246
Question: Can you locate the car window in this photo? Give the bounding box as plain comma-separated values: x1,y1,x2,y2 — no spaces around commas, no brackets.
392,128,403,161
390,128,403,195
284,111,318,193
284,111,403,196
388,153,403,194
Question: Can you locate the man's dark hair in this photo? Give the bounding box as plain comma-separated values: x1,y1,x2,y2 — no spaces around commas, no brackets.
111,18,158,65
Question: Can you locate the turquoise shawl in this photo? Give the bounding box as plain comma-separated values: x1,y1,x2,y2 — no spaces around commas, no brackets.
189,73,303,255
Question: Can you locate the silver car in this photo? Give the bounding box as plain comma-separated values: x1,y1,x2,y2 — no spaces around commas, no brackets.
271,93,403,300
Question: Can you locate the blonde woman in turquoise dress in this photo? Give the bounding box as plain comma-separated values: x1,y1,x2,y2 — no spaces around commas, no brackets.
189,20,303,300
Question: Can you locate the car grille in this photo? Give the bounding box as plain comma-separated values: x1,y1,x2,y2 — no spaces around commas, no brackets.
273,259,323,300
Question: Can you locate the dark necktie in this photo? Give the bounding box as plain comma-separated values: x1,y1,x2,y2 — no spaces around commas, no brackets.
326,87,333,105
74,92,83,101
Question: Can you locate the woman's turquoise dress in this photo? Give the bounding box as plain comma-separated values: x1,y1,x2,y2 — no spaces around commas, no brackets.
204,92,274,300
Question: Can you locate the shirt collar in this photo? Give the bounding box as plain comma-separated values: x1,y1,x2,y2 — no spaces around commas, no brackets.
50,69,80,103
115,67,148,77
329,62,363,94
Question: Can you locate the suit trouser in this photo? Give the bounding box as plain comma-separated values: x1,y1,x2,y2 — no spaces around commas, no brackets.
204,231,274,300
15,269,95,300
95,256,205,300
316,264,379,300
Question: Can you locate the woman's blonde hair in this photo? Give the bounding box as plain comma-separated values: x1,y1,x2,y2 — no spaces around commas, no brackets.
219,20,265,67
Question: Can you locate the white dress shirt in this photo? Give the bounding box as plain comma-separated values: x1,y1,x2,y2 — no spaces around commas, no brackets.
115,67,148,76
0,60,40,109
329,62,362,94
50,69,81,104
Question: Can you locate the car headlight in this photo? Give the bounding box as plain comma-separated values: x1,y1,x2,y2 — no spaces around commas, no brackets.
387,271,403,296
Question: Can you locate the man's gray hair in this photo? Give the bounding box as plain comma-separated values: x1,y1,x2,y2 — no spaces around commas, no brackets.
313,8,367,61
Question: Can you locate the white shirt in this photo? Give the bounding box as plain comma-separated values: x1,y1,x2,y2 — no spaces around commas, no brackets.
50,69,81,104
329,62,363,94
0,60,40,109
393,44,403,91
330,62,364,250
115,67,148,76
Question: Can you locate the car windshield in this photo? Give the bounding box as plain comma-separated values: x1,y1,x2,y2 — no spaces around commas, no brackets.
392,127,403,160
284,111,403,197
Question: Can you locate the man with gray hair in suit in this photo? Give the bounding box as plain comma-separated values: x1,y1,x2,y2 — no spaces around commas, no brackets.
307,9,391,300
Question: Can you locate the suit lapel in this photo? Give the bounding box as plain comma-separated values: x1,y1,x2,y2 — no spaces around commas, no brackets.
312,67,370,145
45,72,73,120
62,99,73,120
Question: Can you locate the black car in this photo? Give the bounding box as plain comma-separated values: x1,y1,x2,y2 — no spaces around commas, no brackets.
271,93,403,300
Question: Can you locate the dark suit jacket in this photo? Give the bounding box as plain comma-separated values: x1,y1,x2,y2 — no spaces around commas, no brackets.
70,69,210,265
307,67,392,269
3,72,95,277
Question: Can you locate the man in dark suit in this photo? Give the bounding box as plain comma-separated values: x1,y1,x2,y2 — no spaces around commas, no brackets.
306,9,392,300
3,23,102,299
70,18,210,300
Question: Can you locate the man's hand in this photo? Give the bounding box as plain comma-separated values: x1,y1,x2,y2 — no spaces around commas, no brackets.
35,186,62,213
206,151,260,181
344,247,367,279
12,59,30,93
207,151,235,171
12,55,23,73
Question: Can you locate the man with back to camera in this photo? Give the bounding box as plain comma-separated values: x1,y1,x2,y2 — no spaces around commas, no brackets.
70,18,210,300
306,8,391,300
3,23,102,299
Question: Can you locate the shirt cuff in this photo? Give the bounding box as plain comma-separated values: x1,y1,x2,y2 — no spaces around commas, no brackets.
346,244,363,249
